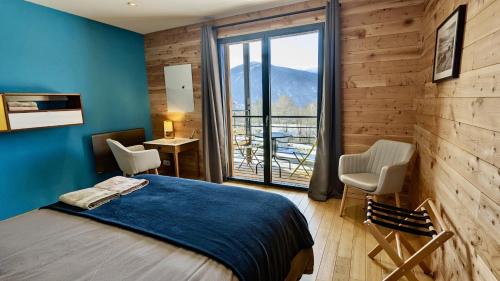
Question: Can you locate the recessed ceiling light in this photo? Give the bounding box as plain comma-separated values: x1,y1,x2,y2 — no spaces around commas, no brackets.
127,1,137,6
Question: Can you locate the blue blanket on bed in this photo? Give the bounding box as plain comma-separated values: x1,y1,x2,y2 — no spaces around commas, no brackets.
44,175,314,281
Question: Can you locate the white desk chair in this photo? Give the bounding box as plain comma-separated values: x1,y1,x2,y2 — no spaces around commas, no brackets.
107,139,161,177
338,139,415,217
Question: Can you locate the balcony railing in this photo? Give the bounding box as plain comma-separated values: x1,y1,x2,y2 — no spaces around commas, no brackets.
231,112,317,187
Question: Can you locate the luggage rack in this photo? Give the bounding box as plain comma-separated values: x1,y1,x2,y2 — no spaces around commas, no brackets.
364,197,454,281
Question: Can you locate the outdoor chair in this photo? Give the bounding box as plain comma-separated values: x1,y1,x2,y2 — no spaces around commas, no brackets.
233,133,262,172
289,139,317,178
234,134,260,172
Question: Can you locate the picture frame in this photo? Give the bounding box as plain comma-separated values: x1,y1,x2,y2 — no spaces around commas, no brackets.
432,5,467,83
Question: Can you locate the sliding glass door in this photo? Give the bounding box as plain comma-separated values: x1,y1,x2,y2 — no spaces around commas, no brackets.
219,24,323,189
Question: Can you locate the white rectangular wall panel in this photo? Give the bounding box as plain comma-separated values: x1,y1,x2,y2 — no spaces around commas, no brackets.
164,64,195,112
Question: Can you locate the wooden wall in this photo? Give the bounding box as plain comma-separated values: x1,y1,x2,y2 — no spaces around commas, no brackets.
341,0,425,154
413,0,500,280
144,0,325,177
145,24,202,177
144,0,424,176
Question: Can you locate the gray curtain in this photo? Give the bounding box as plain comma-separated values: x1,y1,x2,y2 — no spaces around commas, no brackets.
308,0,343,201
201,25,227,183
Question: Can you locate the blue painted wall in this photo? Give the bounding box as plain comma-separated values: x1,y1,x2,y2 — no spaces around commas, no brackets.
0,0,151,220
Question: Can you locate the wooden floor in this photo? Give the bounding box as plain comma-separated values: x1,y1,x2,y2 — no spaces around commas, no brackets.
226,181,434,281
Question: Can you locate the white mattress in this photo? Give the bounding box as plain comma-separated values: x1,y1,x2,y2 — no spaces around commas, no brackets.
0,209,237,281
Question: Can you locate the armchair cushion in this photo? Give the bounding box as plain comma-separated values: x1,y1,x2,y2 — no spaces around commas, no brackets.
127,144,145,152
338,153,370,177
340,173,379,192
376,163,408,195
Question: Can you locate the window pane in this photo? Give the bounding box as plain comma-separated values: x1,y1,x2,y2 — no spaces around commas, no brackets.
229,43,244,114
229,41,264,183
270,31,319,187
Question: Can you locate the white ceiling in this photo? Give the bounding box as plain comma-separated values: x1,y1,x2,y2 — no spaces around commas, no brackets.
26,0,307,34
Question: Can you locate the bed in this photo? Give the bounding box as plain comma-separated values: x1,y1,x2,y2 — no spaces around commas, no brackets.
0,175,314,281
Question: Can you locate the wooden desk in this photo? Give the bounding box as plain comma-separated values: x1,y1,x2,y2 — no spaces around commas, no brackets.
144,138,199,177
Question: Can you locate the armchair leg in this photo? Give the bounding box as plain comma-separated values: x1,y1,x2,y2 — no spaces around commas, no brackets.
339,185,348,217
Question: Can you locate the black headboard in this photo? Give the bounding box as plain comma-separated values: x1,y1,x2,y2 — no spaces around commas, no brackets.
91,128,145,174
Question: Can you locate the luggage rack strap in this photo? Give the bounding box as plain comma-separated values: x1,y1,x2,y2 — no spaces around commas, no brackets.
367,199,437,237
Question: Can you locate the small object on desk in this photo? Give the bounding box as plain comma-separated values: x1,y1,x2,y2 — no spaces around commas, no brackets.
190,128,198,139
164,120,174,139
144,138,199,177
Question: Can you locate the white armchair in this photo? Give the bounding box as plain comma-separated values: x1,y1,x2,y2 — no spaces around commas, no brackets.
106,139,161,177
338,139,415,217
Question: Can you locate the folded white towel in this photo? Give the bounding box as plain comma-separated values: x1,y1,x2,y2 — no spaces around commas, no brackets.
59,188,119,210
7,101,38,107
8,106,39,112
95,176,149,195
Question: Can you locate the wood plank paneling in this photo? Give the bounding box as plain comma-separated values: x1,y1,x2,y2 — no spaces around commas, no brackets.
144,1,329,177
145,0,424,169
413,0,500,280
341,0,423,153
144,25,202,177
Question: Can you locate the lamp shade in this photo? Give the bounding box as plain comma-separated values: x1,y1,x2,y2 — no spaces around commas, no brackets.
164,120,174,132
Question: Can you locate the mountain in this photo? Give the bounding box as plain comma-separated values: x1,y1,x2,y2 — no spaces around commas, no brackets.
230,62,318,111
303,67,319,73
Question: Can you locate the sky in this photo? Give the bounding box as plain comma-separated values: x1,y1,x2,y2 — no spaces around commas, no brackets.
228,31,319,71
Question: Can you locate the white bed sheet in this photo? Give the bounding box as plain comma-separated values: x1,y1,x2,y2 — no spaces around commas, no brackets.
0,209,237,281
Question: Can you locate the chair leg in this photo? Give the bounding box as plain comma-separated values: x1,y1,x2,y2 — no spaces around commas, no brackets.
237,158,246,169
153,168,159,175
339,185,348,217
290,152,312,178
272,157,282,178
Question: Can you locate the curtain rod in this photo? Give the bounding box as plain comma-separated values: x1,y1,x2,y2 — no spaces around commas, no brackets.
214,6,325,29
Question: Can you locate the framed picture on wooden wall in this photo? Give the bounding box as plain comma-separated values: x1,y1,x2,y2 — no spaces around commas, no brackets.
432,5,466,83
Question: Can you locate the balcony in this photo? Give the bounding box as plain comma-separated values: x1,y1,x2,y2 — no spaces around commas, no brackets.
230,111,317,188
